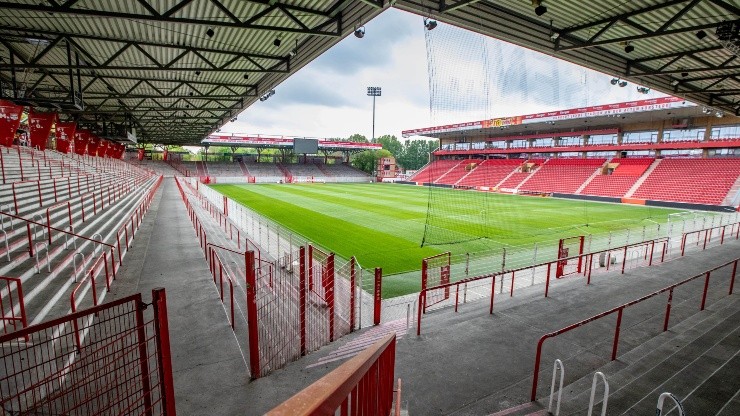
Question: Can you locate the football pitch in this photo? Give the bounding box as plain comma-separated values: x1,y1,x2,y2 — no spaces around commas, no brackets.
211,183,684,278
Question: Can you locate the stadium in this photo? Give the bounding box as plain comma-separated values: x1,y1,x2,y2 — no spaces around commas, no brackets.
0,1,739,416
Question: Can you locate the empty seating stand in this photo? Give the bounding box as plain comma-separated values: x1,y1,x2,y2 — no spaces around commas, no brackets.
435,159,483,185
581,158,655,198
0,145,161,336
633,158,740,205
457,159,522,188
520,158,606,194
409,159,460,183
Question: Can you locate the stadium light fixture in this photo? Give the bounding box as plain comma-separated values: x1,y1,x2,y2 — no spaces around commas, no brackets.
243,74,249,80
610,78,619,85
532,0,547,16
424,17,437,31
636,86,650,94
206,28,214,38
670,79,680,86
195,70,201,76
681,71,689,77
367,86,382,141
273,37,282,47
354,26,366,38
624,44,635,53
618,80,628,87
716,111,724,118
696,30,707,40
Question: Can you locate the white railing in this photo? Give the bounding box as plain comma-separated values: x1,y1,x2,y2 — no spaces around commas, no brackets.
587,372,609,416
656,392,685,416
548,359,565,416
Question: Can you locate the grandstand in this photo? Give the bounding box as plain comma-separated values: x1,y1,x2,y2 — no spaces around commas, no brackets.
404,97,740,210
2,1,740,415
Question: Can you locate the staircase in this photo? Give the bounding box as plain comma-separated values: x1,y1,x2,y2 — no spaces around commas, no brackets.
434,161,463,184
625,158,661,197
315,163,333,178
721,175,740,206
276,163,292,182
575,159,609,194
238,160,251,177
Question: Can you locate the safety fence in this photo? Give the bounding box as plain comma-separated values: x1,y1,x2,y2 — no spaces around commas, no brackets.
267,333,397,416
680,220,740,255
530,256,739,401
0,276,26,336
0,289,176,415
416,236,675,335
175,177,383,378
0,175,162,334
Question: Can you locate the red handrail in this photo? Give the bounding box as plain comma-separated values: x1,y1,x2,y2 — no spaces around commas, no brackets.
45,200,73,245
680,221,740,255
266,333,396,415
11,180,43,213
0,276,28,337
417,236,670,335
530,256,739,401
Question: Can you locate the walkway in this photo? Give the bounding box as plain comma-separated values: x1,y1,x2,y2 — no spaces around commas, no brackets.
109,178,251,415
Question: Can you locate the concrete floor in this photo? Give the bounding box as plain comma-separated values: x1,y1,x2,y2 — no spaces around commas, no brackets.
111,178,740,415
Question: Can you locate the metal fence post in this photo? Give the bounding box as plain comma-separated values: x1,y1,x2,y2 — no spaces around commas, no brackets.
245,250,260,378
374,268,382,325
152,288,177,416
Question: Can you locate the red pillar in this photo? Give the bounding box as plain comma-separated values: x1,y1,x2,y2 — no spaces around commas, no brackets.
245,251,260,378
374,268,382,325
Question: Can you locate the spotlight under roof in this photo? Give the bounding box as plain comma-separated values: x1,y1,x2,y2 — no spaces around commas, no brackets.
696,30,707,40
534,5,547,16
424,18,437,31
354,26,365,38
273,37,281,47
624,44,635,53
610,78,619,85
206,28,214,38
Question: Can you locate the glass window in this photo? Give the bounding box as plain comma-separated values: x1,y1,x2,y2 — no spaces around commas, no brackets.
710,125,740,140
662,128,705,142
559,136,584,146
532,138,553,147
510,140,527,148
622,131,658,143
588,134,617,145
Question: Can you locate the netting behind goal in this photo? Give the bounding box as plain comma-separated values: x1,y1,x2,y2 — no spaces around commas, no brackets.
420,17,664,249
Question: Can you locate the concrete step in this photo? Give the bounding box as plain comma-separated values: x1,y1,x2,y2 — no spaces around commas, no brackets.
556,296,740,414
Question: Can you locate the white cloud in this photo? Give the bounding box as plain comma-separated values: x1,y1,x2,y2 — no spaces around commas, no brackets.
222,8,668,142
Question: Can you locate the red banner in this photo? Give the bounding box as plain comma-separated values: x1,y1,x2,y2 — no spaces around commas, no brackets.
73,130,89,155
163,148,168,161
55,122,76,153
28,109,56,151
137,148,144,161
87,135,100,156
0,100,24,147
97,139,109,157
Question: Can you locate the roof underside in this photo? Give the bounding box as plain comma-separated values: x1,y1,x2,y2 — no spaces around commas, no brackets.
0,0,738,145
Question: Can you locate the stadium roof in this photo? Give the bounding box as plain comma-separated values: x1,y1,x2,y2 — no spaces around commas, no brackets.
401,97,723,141
1,1,739,145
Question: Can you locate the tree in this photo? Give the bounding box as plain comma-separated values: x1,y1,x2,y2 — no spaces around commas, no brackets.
376,134,403,158
397,139,438,171
351,149,391,174
346,133,368,143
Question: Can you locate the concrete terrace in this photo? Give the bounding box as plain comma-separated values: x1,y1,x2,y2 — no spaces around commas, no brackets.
108,177,740,415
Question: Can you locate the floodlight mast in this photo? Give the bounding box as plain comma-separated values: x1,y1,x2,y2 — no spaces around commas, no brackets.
367,86,382,141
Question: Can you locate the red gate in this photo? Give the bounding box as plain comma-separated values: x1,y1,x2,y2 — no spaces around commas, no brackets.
556,235,585,278
422,252,452,312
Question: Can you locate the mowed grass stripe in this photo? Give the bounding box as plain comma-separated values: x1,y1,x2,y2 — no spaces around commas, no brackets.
232,184,430,245
211,184,440,273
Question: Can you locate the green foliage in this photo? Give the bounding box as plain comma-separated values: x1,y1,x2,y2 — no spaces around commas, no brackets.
375,135,403,157
396,139,438,170
351,149,391,174
346,133,368,143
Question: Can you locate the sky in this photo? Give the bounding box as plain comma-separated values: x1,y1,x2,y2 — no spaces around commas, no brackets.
218,8,668,142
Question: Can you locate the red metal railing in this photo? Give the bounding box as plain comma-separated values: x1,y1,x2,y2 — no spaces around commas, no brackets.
680,221,740,255
417,237,670,335
0,289,176,415
0,276,27,336
530,256,739,401
266,333,397,416
207,245,238,329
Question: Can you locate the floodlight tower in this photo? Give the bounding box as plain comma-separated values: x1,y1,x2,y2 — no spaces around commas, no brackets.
367,86,382,141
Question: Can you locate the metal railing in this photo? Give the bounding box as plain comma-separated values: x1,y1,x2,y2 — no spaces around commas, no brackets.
416,236,671,335
0,276,27,336
530,256,739,401
587,372,609,416
266,333,397,415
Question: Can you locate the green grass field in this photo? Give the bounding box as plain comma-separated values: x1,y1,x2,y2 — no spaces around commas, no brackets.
211,183,684,282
